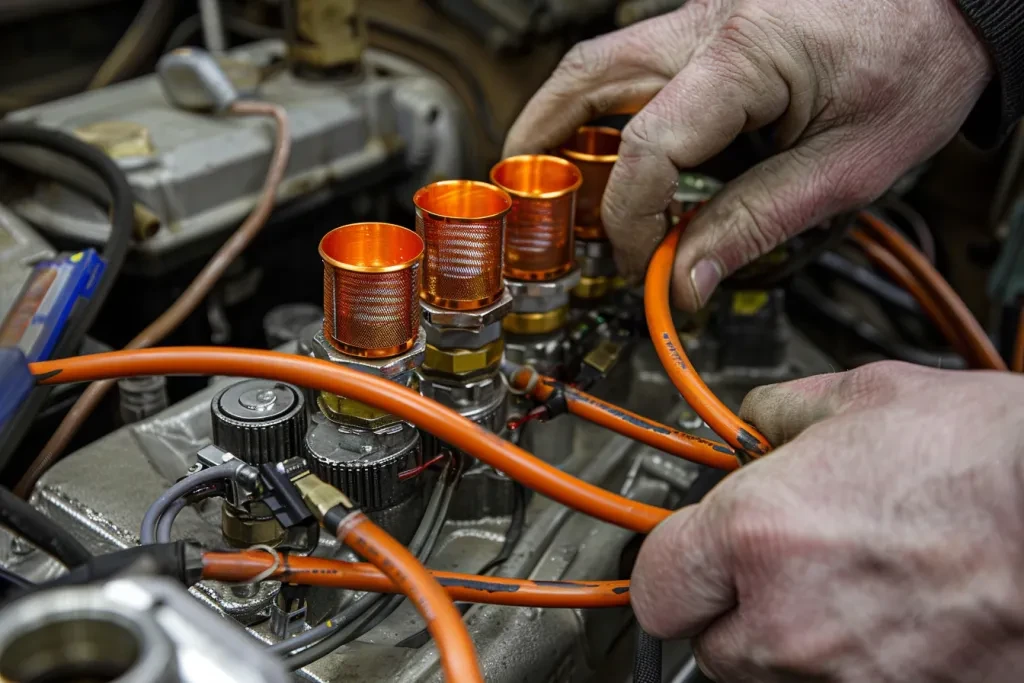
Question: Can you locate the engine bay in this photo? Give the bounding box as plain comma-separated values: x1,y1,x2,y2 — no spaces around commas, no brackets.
0,2,1021,682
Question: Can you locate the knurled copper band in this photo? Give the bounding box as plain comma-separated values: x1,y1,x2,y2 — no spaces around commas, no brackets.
319,223,423,358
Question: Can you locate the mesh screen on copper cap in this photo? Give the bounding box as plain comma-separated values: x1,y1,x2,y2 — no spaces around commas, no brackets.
319,223,422,358
490,155,581,281
559,126,621,241
413,180,512,310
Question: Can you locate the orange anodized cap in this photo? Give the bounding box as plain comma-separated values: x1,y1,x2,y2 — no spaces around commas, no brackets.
559,126,621,241
490,155,582,282
413,180,512,310
319,222,423,358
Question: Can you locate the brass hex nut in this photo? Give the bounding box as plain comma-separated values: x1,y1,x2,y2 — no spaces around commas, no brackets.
572,275,612,300
317,391,405,431
502,306,569,335
422,338,504,377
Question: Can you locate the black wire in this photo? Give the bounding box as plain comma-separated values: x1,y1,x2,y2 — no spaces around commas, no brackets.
633,628,663,683
0,566,33,603
0,123,135,479
0,485,91,567
476,482,527,576
791,277,964,369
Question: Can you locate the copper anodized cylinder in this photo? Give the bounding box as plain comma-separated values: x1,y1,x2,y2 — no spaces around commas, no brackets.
490,155,582,281
559,126,621,241
413,180,512,310
319,223,423,358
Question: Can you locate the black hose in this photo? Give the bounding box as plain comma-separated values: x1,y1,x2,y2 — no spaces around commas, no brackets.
0,123,135,480
634,627,663,683
0,485,91,567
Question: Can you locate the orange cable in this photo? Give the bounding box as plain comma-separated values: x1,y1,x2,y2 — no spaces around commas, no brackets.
29,347,671,533
201,551,630,608
850,229,970,360
507,366,739,471
336,511,482,683
18,102,292,498
858,212,1006,371
644,223,771,460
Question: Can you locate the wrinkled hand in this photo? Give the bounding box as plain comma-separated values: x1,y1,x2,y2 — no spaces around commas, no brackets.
504,0,991,309
631,362,1024,681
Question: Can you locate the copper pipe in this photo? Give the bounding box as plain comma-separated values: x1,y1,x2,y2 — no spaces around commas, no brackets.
490,154,581,281
559,126,621,241
319,222,423,358
16,101,291,498
413,180,511,310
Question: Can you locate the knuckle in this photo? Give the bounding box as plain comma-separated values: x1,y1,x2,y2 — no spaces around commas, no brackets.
556,40,607,86
834,360,914,410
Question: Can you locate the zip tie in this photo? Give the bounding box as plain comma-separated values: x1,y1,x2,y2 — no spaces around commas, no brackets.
245,544,281,584
504,364,540,396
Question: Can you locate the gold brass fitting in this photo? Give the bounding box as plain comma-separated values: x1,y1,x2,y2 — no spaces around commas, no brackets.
221,502,285,548
572,275,612,300
502,306,569,335
423,337,504,376
291,470,352,521
318,392,400,429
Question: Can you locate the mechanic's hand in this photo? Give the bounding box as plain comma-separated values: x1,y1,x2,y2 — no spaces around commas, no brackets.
504,1,991,310
631,362,1024,681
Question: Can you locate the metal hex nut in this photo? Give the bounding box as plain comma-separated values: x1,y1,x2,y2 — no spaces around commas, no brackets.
422,338,504,377
419,288,514,330
317,392,405,430
422,318,503,350
507,268,581,314
311,327,425,381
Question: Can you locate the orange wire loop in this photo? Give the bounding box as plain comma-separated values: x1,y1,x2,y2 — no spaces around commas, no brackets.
29,347,671,534
202,550,631,608
644,223,772,460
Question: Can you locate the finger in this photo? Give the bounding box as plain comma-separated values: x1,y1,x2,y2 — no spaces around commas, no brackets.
739,361,933,444
739,373,846,446
601,39,794,280
503,5,719,158
631,502,736,640
667,129,897,309
693,611,760,683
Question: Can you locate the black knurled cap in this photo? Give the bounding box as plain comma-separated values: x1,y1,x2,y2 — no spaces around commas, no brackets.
211,380,307,465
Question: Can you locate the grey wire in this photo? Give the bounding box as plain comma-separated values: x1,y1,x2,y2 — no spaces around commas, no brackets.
140,463,240,545
155,498,188,543
273,455,464,668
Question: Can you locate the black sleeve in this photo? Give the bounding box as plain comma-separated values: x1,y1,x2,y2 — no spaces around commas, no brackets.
955,0,1024,146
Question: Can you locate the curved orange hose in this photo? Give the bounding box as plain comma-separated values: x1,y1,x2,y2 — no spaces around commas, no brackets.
644,224,771,460
202,550,631,608
29,347,671,533
337,512,482,683
858,212,1006,371
1014,306,1024,373
508,367,739,471
850,230,970,359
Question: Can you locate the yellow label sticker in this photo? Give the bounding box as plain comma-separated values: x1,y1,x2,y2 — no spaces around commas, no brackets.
731,291,769,316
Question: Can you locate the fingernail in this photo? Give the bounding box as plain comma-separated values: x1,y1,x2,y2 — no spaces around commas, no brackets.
689,258,722,308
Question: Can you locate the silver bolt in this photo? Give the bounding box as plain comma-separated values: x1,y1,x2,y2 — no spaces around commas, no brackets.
231,583,260,599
